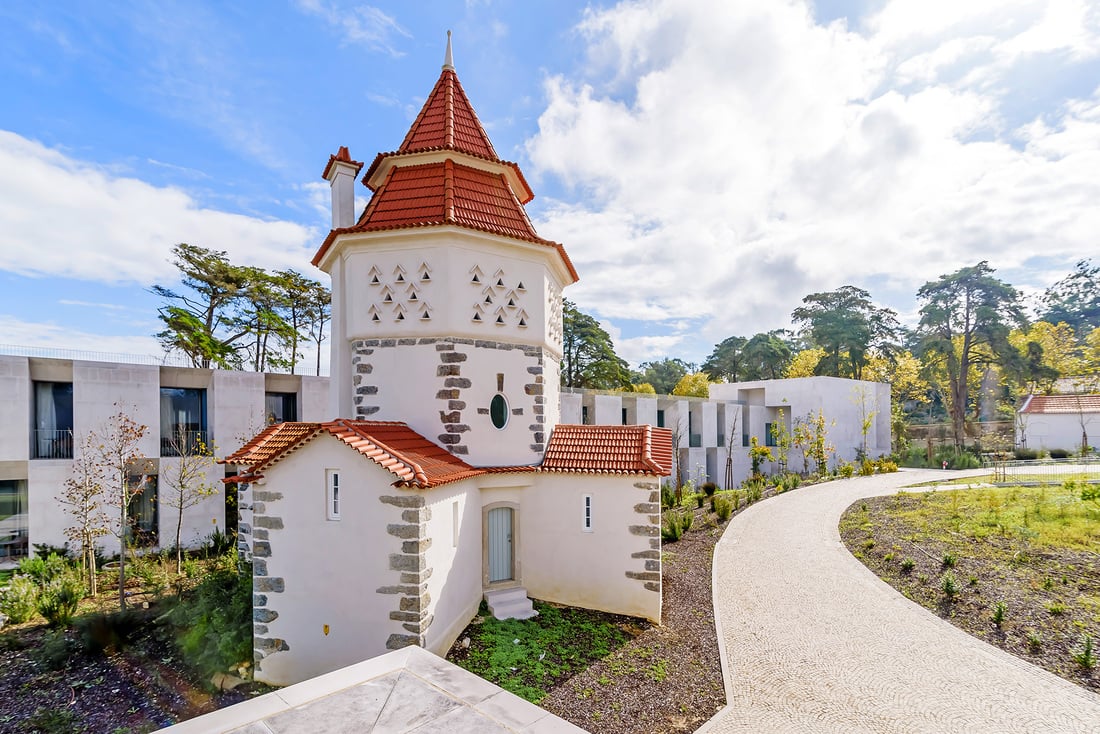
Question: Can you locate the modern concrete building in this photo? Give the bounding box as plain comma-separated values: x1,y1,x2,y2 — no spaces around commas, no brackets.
0,354,327,562
1016,394,1100,453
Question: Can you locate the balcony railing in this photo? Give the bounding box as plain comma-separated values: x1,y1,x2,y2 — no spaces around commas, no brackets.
34,429,73,459
161,430,209,457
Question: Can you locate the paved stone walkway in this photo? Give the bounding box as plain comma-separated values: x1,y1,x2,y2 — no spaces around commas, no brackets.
698,469,1100,733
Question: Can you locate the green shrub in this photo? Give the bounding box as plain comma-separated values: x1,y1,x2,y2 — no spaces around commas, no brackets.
859,459,875,476
660,483,676,510
838,462,855,478
18,553,71,587
0,575,40,624
1026,630,1042,651
38,570,85,628
941,552,957,569
941,571,958,598
1048,448,1070,459
900,558,915,573
169,553,254,678
992,601,1006,628
1014,448,1039,460
661,510,693,542
202,528,236,557
24,706,79,734
701,482,717,497
694,493,705,509
1073,635,1095,670
76,609,144,655
713,496,733,521
31,630,80,671
876,459,898,473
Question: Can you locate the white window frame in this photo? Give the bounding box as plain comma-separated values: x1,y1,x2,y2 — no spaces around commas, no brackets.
582,494,593,532
326,469,340,521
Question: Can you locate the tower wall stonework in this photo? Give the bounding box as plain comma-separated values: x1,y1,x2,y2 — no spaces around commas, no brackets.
350,337,558,466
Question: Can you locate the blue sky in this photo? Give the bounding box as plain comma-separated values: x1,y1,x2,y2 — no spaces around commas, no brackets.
2,0,1099,371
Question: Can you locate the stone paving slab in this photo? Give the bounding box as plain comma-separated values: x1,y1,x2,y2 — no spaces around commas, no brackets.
158,647,587,733
698,468,1100,733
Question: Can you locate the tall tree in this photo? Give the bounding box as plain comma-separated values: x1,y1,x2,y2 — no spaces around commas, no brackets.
271,269,322,375
915,261,1025,449
1040,259,1100,337
153,244,252,369
161,429,218,574
305,278,332,377
792,285,899,379
742,331,793,380
58,433,111,597
92,405,149,611
634,358,691,394
702,336,748,382
671,372,711,398
560,300,631,389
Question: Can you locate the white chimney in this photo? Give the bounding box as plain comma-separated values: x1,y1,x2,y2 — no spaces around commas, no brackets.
323,146,361,229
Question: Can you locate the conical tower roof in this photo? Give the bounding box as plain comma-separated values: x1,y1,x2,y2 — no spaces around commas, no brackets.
314,35,576,282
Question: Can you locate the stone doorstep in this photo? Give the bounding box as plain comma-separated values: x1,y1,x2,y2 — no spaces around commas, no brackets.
484,587,539,621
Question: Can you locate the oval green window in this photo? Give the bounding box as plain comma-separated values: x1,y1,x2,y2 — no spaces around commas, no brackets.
490,394,508,429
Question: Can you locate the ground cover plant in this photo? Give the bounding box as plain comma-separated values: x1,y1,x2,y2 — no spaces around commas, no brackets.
0,541,264,733
840,481,1100,694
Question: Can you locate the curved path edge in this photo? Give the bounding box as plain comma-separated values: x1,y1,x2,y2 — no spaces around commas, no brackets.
696,468,1100,734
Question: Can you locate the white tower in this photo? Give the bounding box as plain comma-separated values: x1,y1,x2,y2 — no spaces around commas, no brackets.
312,35,577,466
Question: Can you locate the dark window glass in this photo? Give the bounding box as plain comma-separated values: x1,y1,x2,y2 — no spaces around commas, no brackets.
765,423,778,447
127,473,158,546
490,394,508,429
622,408,628,425
0,479,28,559
33,382,73,459
656,409,665,428
161,388,207,456
265,392,297,424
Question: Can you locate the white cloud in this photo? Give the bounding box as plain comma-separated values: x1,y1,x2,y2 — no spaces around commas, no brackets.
0,131,319,285
296,0,411,57
525,0,1100,347
0,315,163,357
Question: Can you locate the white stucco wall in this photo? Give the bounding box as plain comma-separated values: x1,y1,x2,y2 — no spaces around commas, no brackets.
0,357,30,462
1018,412,1098,452
250,437,405,685
498,474,661,623
421,481,483,657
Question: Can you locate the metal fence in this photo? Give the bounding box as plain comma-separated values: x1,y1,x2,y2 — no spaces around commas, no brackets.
981,456,1099,485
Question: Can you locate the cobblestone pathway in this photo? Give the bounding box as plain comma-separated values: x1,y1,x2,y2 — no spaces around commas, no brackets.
698,469,1100,733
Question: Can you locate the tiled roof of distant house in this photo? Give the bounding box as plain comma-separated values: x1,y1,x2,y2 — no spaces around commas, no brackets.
1020,394,1100,414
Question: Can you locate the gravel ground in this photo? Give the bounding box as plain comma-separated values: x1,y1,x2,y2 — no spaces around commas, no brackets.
538,502,746,733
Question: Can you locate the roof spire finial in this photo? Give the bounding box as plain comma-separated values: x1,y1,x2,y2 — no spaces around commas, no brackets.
443,29,454,71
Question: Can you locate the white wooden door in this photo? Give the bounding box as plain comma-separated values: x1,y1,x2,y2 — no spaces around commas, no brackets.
487,507,513,583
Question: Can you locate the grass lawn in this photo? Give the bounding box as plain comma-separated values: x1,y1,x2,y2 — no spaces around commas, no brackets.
840,481,1099,693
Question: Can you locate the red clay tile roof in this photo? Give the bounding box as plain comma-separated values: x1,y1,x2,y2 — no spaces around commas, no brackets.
224,421,672,486
312,64,578,284
223,420,484,489
403,69,496,157
541,425,674,476
1020,394,1100,414
321,145,364,180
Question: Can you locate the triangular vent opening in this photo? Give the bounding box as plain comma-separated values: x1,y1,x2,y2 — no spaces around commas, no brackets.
473,312,482,322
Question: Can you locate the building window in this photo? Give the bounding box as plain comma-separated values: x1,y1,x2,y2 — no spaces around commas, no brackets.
127,473,158,547
0,479,28,560
490,394,508,429
742,433,750,447
452,501,459,548
33,382,73,459
161,388,207,456
326,470,340,521
581,406,590,425
265,392,297,424
765,423,777,447
582,494,593,532
621,408,628,425
656,409,665,428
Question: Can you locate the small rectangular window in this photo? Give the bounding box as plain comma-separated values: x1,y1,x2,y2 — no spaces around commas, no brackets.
452,500,459,548
582,494,593,532
326,469,340,521
656,409,665,428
